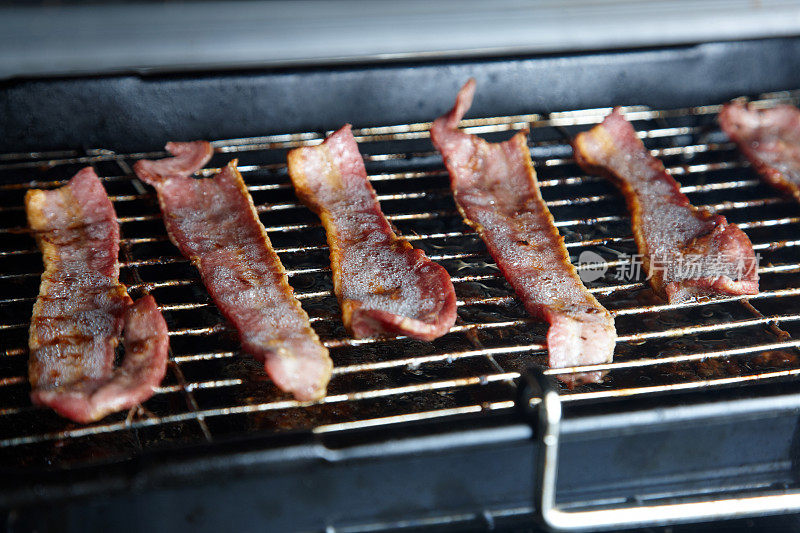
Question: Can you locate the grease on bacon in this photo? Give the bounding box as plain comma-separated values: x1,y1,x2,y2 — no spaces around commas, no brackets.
135,143,332,401
431,79,616,385
719,101,800,202
287,126,457,341
573,108,759,302
26,167,169,423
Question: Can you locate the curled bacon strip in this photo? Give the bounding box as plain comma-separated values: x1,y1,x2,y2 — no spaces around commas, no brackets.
719,101,800,202
287,126,457,341
573,108,759,302
135,143,332,401
26,168,169,423
431,80,616,385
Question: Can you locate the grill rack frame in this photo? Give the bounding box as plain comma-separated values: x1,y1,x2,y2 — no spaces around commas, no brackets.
8,35,792,528
0,98,797,443
3,82,800,452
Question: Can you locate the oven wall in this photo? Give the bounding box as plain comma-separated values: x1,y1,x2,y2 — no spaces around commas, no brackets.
2,38,800,153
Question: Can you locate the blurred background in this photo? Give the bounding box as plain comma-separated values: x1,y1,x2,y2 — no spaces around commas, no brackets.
1,0,799,80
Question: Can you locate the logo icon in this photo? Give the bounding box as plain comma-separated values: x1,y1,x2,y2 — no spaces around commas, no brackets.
577,250,607,283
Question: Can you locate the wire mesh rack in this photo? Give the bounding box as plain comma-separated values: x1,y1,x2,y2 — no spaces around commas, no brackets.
2,89,800,469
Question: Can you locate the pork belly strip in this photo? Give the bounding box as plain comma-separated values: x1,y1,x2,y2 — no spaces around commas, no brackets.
573,108,759,302
26,167,169,423
134,143,332,401
286,126,457,341
430,79,616,385
719,101,800,202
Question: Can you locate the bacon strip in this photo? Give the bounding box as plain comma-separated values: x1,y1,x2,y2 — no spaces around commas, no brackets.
134,143,332,401
430,80,616,385
26,167,169,423
719,101,800,202
287,126,457,341
573,108,759,302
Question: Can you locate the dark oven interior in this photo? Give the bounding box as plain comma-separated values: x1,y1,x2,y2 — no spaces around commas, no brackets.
3,36,800,532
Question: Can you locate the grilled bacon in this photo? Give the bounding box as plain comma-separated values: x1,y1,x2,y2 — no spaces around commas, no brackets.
26,167,169,423
719,101,800,202
573,108,759,302
431,80,616,385
135,143,332,401
287,126,457,341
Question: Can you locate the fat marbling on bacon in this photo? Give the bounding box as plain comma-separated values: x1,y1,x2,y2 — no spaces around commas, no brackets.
287,126,457,341
26,167,169,423
719,101,800,202
573,108,759,302
134,143,332,401
430,79,616,385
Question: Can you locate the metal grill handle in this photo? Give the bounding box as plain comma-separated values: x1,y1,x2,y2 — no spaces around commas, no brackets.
520,370,800,531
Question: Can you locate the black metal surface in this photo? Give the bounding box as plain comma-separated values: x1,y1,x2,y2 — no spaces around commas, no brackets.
5,381,800,532
3,36,800,532
2,1,800,80
2,37,800,154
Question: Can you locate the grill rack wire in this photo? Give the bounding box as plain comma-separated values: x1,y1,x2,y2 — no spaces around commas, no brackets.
2,90,800,468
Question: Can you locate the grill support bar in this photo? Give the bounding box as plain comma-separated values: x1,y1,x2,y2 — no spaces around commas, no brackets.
522,370,800,531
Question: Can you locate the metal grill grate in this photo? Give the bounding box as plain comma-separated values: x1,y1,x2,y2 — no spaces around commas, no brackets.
2,90,800,468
